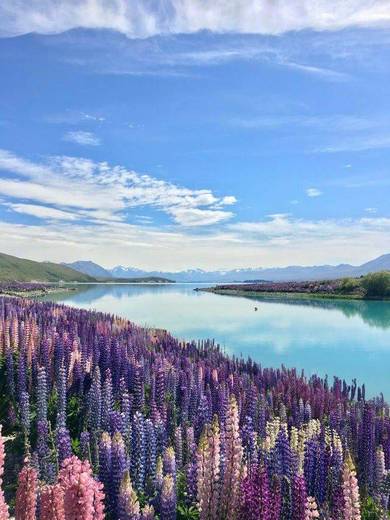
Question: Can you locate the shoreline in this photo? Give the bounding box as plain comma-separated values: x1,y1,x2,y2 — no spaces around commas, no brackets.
198,287,390,301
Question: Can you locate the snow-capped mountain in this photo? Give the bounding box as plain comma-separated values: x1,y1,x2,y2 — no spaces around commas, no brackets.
64,254,390,282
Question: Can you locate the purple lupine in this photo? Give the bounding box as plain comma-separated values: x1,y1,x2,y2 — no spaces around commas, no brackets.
19,391,31,440
163,447,176,481
56,426,72,464
102,369,114,432
56,365,67,429
131,411,146,492
80,431,91,461
160,474,176,520
145,419,157,485
88,366,102,432
111,431,128,519
292,474,307,520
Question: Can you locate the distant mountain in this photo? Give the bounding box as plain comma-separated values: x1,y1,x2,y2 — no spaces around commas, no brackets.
63,261,112,279
66,253,390,283
0,252,95,282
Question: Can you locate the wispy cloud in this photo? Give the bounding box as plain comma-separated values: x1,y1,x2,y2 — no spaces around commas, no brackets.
0,149,236,227
1,0,390,38
316,134,390,152
63,130,101,146
306,188,322,197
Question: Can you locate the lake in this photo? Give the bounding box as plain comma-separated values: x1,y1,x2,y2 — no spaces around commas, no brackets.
43,283,390,398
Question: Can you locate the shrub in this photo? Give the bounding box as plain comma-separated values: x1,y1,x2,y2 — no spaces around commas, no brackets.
340,277,360,294
361,271,390,297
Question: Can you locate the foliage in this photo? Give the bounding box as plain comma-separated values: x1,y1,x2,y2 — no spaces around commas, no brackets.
362,271,390,297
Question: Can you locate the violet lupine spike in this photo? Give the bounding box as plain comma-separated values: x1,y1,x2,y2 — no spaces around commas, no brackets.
131,411,146,492
111,431,128,519
56,427,72,465
163,447,176,481
80,431,91,462
88,367,102,433
291,474,307,520
102,369,114,432
37,366,48,423
56,365,67,429
20,391,31,439
160,474,176,520
145,419,157,484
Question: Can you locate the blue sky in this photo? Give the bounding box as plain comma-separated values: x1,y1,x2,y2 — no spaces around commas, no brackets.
0,1,390,270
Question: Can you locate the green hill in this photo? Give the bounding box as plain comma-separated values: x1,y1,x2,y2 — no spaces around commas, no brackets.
0,252,95,282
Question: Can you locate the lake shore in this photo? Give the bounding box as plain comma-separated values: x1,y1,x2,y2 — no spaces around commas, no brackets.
198,286,390,301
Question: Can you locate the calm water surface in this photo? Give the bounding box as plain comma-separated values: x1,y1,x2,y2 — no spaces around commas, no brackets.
44,283,390,398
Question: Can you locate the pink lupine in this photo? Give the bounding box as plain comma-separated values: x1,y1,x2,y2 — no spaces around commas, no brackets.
58,456,105,520
196,418,221,520
39,484,65,520
342,458,361,520
220,397,243,520
15,463,38,520
0,426,10,520
305,496,320,519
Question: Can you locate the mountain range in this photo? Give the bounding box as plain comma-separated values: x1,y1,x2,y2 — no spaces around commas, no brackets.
64,253,390,283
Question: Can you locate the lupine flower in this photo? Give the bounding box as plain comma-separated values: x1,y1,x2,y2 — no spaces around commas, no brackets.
160,474,176,520
0,426,10,520
197,418,221,520
58,456,105,520
0,297,389,519
111,432,128,518
39,484,65,520
342,458,361,520
118,470,141,520
15,462,38,520
220,397,243,519
305,496,320,519
131,412,146,492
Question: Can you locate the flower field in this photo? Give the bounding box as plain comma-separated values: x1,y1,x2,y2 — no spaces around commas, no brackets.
0,296,389,519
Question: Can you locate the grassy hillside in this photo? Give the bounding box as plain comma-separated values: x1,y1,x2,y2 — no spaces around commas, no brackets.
0,252,95,282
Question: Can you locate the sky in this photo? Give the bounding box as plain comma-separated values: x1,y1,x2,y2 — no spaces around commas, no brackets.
1,0,390,271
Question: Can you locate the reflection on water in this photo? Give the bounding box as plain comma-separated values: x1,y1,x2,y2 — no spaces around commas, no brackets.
231,295,390,330
43,283,390,398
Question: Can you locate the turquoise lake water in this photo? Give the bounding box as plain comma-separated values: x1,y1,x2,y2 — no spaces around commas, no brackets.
44,283,390,399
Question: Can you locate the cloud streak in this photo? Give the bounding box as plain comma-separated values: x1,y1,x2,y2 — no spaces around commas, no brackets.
63,130,101,146
1,0,390,38
0,149,235,227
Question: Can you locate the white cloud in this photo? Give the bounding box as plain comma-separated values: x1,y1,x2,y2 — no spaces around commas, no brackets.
63,131,101,146
0,213,389,271
306,188,322,197
365,207,378,214
221,195,237,205
1,0,390,38
5,203,79,220
0,149,235,227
